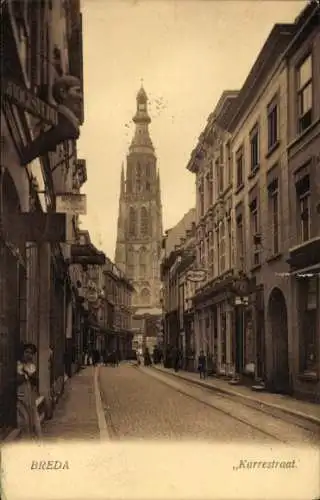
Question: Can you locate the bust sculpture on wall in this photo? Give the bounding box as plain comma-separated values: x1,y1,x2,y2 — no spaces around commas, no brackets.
21,75,83,166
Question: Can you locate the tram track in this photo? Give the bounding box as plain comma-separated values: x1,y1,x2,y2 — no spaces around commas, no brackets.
133,365,288,444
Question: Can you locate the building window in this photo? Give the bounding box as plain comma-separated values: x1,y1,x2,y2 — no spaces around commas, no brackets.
215,225,220,275
205,236,210,272
268,180,280,255
300,276,318,375
250,198,260,266
199,178,204,218
227,216,232,269
220,308,226,365
236,146,244,188
236,214,244,271
140,207,149,237
208,231,214,278
136,162,142,192
127,247,135,278
206,172,213,208
199,239,204,266
216,158,224,195
297,54,313,133
220,221,226,274
267,98,278,150
139,247,147,277
140,288,150,305
250,124,259,171
129,207,137,237
226,140,232,187
296,175,311,243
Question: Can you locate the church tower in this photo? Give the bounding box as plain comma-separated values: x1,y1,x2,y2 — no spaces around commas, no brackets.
115,85,163,314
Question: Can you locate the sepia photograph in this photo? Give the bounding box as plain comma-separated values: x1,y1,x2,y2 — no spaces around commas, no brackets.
0,0,320,498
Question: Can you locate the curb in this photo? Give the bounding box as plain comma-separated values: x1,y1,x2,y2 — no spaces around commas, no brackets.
151,366,320,428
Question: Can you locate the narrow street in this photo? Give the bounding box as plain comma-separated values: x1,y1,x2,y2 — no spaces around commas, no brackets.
98,364,319,446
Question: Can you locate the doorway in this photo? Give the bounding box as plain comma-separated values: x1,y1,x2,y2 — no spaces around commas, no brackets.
268,288,291,394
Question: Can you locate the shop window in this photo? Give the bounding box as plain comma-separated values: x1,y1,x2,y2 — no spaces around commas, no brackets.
300,276,318,375
220,309,226,365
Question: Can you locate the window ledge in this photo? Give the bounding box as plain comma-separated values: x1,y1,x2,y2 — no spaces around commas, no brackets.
287,118,320,151
265,140,280,159
250,263,261,273
248,165,260,180
266,253,283,264
235,183,244,195
298,372,319,383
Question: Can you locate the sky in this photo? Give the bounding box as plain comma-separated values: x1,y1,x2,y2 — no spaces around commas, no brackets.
77,0,308,260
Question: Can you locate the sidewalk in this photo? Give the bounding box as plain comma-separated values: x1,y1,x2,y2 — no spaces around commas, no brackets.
42,366,100,441
151,365,320,428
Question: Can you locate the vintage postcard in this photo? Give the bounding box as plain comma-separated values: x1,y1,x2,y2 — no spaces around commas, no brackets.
0,0,319,499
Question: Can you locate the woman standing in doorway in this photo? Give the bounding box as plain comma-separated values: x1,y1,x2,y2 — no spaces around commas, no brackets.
17,342,42,439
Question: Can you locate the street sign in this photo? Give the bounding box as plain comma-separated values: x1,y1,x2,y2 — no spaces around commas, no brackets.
56,193,87,215
186,269,207,283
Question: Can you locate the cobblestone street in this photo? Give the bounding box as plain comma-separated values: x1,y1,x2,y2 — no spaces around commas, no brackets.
98,364,320,446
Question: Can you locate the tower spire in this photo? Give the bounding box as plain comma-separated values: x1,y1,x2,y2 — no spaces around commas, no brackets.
129,84,154,154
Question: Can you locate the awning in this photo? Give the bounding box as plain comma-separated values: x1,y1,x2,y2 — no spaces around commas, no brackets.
290,263,320,276
71,243,105,265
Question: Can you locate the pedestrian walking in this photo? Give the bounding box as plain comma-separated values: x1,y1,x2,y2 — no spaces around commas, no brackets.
144,347,152,366
17,342,42,439
198,350,207,379
83,350,89,366
92,349,100,366
172,346,180,372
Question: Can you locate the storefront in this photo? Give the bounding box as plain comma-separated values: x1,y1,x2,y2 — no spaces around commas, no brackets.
49,248,66,397
193,274,235,377
0,168,27,438
287,238,320,402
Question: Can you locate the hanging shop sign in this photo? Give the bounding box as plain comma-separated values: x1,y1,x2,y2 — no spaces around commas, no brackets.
186,268,207,283
3,213,66,243
2,76,83,166
56,193,87,215
2,79,58,125
235,296,249,306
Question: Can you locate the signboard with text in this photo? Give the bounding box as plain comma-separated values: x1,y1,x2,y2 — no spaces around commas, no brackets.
2,79,58,125
56,193,87,215
186,269,207,283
